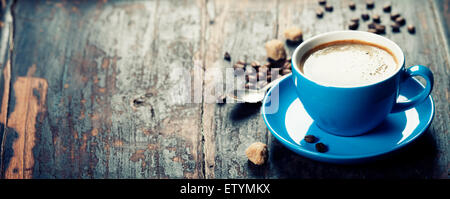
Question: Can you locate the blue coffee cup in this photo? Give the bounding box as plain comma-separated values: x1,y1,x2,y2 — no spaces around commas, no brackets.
291,31,434,136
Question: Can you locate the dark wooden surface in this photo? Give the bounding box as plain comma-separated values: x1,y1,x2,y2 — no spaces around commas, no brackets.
0,0,448,179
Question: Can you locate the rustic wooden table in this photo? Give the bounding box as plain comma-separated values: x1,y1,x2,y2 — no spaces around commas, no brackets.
0,0,448,179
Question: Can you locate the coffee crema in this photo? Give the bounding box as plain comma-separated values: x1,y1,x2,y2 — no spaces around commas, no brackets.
299,40,399,87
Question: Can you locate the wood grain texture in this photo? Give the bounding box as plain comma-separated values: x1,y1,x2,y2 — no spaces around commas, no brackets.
0,0,448,178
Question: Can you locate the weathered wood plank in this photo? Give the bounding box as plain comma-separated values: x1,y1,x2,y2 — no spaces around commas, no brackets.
202,0,278,178
1,0,206,179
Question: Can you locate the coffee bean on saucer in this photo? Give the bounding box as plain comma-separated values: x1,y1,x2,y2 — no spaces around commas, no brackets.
349,1,356,10
372,14,381,23
325,4,333,12
368,28,377,34
390,12,400,20
375,24,386,34
383,3,392,12
366,0,375,9
315,142,328,153
318,0,326,5
349,21,359,30
304,135,317,143
224,52,231,61
407,25,416,34
395,17,406,26
391,23,400,32
316,8,324,18
361,13,370,21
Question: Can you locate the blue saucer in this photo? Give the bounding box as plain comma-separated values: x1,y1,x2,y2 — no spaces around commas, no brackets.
262,74,435,164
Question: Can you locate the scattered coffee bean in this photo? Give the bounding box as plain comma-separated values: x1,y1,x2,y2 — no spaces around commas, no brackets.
349,1,356,10
224,52,231,61
315,142,328,153
372,14,381,23
375,24,386,34
265,39,286,61
368,28,377,34
407,25,415,33
361,13,370,21
318,0,326,5
368,22,377,29
390,12,400,20
316,8,324,18
304,135,317,143
284,27,303,43
348,21,359,30
366,0,374,9
325,4,333,12
391,23,400,32
395,17,406,26
245,82,255,89
383,3,392,12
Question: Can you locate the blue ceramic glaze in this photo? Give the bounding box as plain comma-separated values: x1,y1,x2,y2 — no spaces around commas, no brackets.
261,74,434,164
291,31,434,136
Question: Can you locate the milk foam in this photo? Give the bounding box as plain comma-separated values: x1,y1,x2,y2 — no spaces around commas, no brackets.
301,42,398,87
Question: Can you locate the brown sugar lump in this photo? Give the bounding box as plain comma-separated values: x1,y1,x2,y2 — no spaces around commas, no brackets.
245,142,268,165
265,39,286,61
283,27,303,43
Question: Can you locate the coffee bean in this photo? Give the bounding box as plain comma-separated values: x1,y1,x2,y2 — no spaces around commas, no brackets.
325,4,333,12
361,13,370,21
407,25,415,34
318,0,326,5
316,8,324,18
375,24,386,34
390,12,400,20
391,23,400,32
349,1,356,10
281,69,291,75
224,52,231,61
383,3,392,12
395,17,406,26
368,28,377,34
366,0,374,9
304,135,317,143
245,82,255,89
351,17,359,23
348,21,359,30
368,22,377,29
372,14,381,23
315,143,328,153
